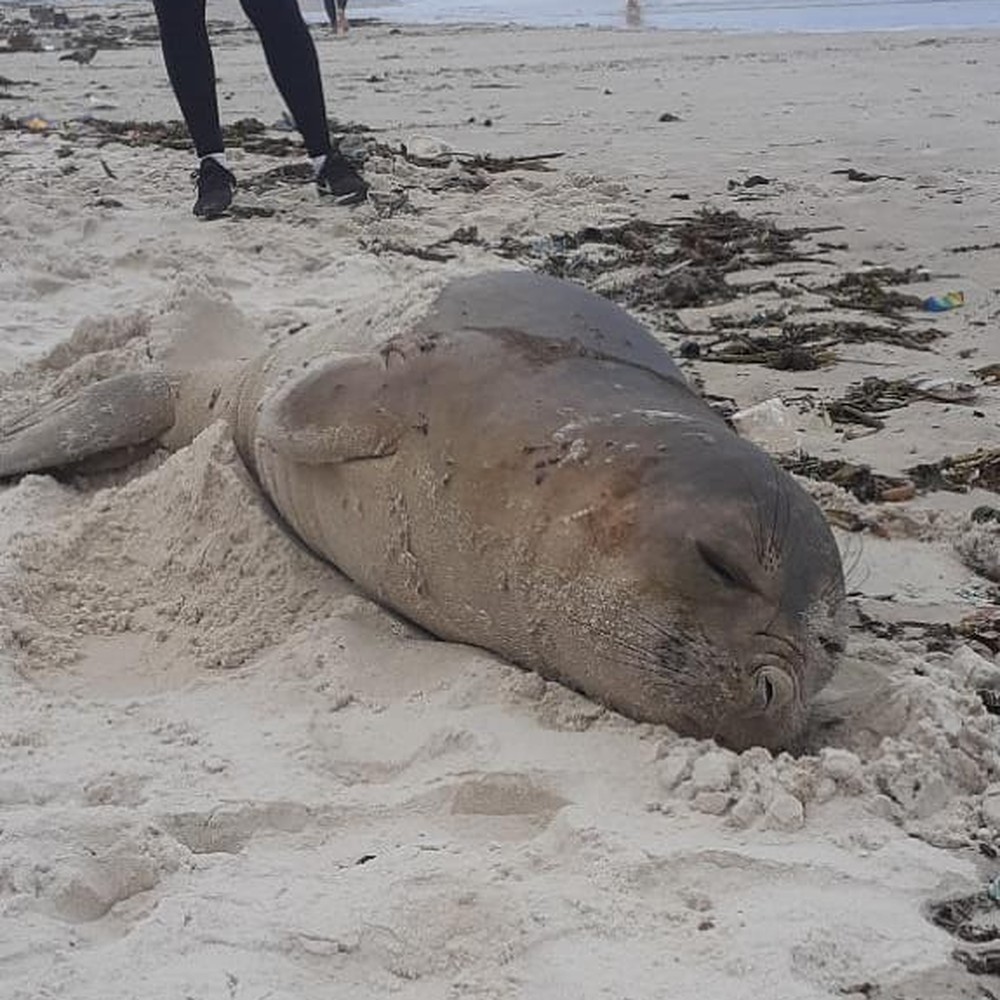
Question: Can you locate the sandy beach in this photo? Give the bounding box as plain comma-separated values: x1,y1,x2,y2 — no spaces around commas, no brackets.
1,4,999,998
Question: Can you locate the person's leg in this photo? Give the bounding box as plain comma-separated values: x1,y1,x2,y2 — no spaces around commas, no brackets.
322,0,347,33
152,0,235,217
151,0,224,157
239,0,367,203
238,0,331,158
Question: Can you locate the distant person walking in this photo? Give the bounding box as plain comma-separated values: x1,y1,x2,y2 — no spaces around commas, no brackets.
152,0,367,218
323,0,350,35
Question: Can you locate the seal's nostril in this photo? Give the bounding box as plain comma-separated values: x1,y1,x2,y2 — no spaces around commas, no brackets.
761,674,775,708
755,666,795,712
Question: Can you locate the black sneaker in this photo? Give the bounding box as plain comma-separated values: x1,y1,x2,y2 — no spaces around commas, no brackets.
192,157,235,218
315,152,368,206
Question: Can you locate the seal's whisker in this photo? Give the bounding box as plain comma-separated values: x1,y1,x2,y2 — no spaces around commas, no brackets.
555,607,664,665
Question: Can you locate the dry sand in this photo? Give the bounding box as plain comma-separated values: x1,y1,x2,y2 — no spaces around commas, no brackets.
1,5,1000,998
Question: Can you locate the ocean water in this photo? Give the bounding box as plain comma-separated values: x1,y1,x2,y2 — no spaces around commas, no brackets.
309,0,1000,31
1,0,996,31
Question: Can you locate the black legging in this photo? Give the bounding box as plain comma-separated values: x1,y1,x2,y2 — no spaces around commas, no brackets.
152,0,331,159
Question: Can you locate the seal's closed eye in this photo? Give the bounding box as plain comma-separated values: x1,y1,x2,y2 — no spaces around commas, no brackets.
696,541,757,593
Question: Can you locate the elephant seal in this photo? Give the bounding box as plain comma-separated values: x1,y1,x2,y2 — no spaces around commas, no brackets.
0,270,846,751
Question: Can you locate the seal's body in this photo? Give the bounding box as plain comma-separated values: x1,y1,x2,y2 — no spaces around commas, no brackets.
1,272,846,750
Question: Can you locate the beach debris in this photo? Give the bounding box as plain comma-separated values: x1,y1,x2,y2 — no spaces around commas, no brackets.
13,114,55,132
988,876,1000,904
361,238,456,263
955,503,1000,585
975,363,1000,385
59,46,97,66
826,374,978,429
63,24,128,51
402,134,454,163
242,161,314,194
906,448,1000,495
495,209,953,376
957,609,1000,656
25,114,373,156
0,27,43,52
706,334,834,371
878,482,917,502
907,375,978,402
922,290,965,312
228,204,276,220
86,93,119,111
361,225,483,263
780,454,913,503
832,167,904,183
710,319,943,372
29,6,71,29
954,944,1000,976
367,188,413,218
949,240,1000,254
823,268,928,318
731,398,802,454
728,174,771,190
500,209,825,319
470,152,566,174
68,115,320,156
927,889,999,942
979,689,1000,715
825,399,885,430
393,141,564,173
797,318,943,352
658,111,682,122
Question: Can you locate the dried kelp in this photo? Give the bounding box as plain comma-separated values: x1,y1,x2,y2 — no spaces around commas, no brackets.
822,269,928,318
779,455,913,503
706,333,835,371
2,115,371,156
906,449,1000,494
956,609,1000,656
498,210,826,317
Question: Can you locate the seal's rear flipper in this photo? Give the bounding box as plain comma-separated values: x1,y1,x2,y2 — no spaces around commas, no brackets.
256,356,404,466
0,372,175,478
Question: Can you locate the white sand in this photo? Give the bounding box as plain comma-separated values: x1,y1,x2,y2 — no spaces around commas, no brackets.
1,7,999,998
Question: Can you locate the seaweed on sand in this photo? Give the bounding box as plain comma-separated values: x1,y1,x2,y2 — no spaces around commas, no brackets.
695,317,942,373
778,455,913,503
906,449,1000,495
822,268,929,318
499,210,827,315
704,332,834,371
2,115,371,157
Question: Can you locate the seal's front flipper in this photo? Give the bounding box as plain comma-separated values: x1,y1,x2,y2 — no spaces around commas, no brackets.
257,356,404,466
0,372,175,478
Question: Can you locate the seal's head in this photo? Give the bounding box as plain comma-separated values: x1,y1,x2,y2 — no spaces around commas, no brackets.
587,414,847,753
